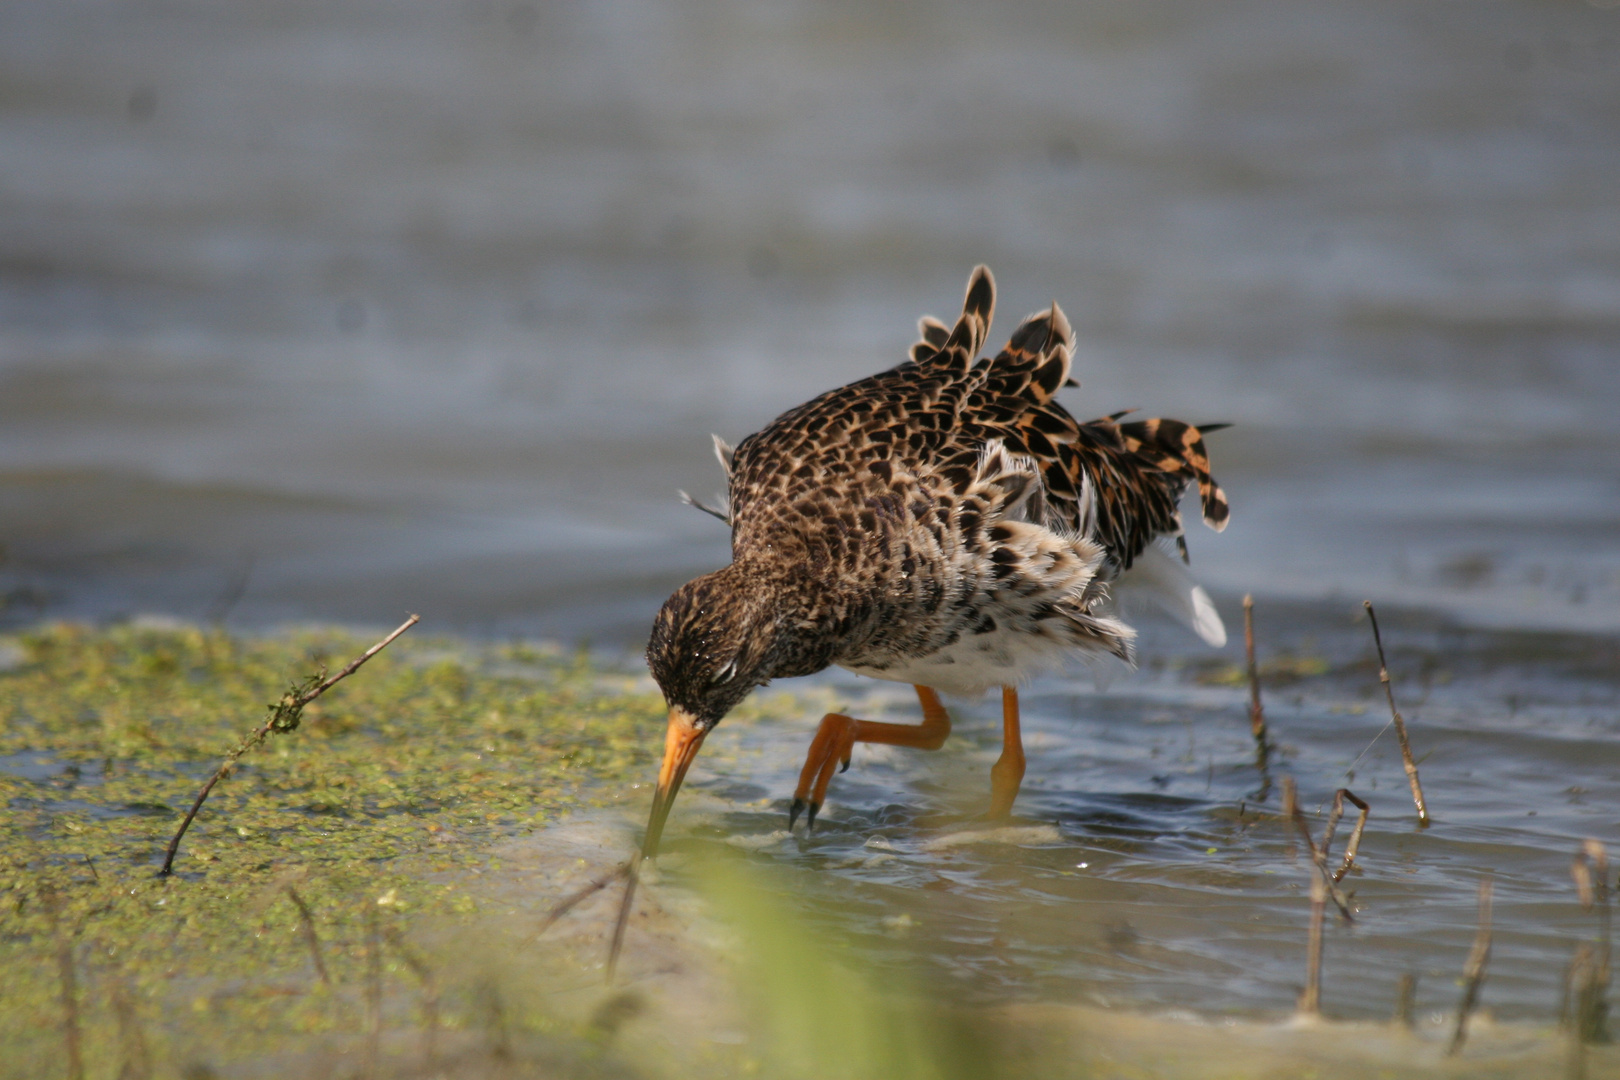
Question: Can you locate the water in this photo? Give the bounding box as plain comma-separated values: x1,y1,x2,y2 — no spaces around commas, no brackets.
1,0,1617,1023
661,605,1620,1020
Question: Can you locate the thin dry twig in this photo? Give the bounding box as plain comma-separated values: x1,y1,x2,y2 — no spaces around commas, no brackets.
1243,595,1273,800
1287,785,1360,922
1288,781,1370,1017
1289,780,1367,1016
1568,945,1594,1080
1281,776,1300,861
607,861,641,985
525,865,629,946
1567,944,1599,1080
1394,973,1417,1030
1364,601,1430,827
1448,877,1495,1057
286,886,331,987
1326,789,1370,884
1243,594,1268,745
160,614,420,874
1299,869,1327,1015
1568,839,1612,1046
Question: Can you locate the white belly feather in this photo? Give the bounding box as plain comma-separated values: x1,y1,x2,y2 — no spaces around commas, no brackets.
841,623,1104,698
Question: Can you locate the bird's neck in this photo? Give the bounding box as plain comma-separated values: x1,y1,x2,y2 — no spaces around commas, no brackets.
721,555,849,681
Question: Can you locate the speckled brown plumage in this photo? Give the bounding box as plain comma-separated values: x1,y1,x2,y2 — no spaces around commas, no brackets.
647,265,1230,723
606,264,1239,956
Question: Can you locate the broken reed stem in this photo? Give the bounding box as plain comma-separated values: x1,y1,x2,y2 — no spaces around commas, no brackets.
1447,877,1495,1057
42,885,85,1080
1300,871,1326,1015
1243,594,1267,745
364,903,382,1080
1568,945,1597,1080
1394,973,1417,1030
1243,595,1273,800
1286,782,1359,922
1281,777,1299,859
525,866,628,946
607,860,642,985
1569,839,1612,1046
286,886,331,987
385,927,440,1069
1363,601,1430,828
1328,789,1370,884
160,614,420,874
1289,779,1369,1017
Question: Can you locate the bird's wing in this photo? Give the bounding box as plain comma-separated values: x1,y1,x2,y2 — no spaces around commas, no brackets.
725,267,998,543
726,265,1230,574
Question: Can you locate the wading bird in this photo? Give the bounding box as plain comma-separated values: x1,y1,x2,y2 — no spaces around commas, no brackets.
636,265,1230,869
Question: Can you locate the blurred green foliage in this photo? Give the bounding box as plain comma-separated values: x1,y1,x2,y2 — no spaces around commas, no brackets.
699,853,1006,1080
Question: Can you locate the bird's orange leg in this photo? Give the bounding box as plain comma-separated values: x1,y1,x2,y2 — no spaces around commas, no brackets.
988,685,1025,820
789,685,951,831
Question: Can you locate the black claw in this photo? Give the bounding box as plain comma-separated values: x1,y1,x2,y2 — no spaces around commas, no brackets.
839,757,851,774
806,801,821,832
788,798,805,831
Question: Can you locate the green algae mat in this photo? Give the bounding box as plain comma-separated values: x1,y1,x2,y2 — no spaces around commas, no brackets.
0,622,667,1078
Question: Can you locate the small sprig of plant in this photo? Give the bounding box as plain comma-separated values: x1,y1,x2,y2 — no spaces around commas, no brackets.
159,615,419,875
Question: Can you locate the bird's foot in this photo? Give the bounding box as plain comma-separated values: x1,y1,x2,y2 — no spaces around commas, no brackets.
788,713,859,833
787,797,820,832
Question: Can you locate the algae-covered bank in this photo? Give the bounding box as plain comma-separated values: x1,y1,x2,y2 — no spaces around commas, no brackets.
0,622,672,1078
3,622,1616,1080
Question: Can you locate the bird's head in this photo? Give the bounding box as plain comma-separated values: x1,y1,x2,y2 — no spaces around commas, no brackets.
639,562,782,858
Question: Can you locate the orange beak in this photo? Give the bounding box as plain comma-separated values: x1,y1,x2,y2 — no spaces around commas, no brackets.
640,706,709,860
608,706,708,982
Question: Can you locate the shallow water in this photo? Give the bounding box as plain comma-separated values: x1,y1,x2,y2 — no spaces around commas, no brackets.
650,600,1620,1020
1,0,1617,1032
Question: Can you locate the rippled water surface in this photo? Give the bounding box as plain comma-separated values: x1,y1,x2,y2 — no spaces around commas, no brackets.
655,605,1620,1019
1,0,1617,1025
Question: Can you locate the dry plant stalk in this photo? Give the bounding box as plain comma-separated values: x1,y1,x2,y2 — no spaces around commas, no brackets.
1568,839,1612,1046
1567,944,1599,1080
1243,594,1273,800
1299,869,1327,1015
1393,973,1417,1029
1287,783,1364,922
526,866,628,946
608,862,642,984
1243,594,1267,745
1323,789,1370,884
1363,601,1430,827
1447,877,1494,1057
160,614,420,875
284,885,332,987
1281,776,1299,859
41,884,84,1080
1288,780,1369,1017
385,926,440,1069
